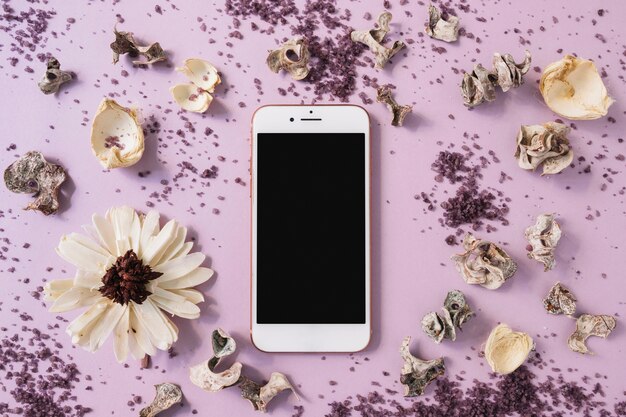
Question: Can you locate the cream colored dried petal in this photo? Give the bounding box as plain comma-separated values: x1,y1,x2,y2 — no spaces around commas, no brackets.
90,98,144,169
170,83,213,113
189,360,243,392
540,55,614,120
376,86,412,126
425,4,459,43
568,314,616,355
493,50,532,92
421,311,447,344
485,324,533,375
543,282,577,316
514,122,573,175
176,58,221,93
525,213,561,271
266,38,310,81
399,336,445,397
452,233,517,290
351,12,406,69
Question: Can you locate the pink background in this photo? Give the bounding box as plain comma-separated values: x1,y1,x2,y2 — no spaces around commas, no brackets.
1,0,625,415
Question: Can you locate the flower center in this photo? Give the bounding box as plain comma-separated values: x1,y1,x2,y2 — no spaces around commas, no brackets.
99,250,162,305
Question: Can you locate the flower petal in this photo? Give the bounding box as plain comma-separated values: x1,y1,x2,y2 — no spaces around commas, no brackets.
138,210,160,258
50,287,102,312
88,303,127,352
158,267,214,290
44,279,74,301
134,299,178,350
92,213,117,256
157,226,187,264
129,303,156,356
67,300,109,349
151,295,201,319
173,241,193,260
107,206,141,256
57,233,113,273
113,305,130,363
141,219,178,266
153,252,206,282
74,269,103,290
170,288,205,304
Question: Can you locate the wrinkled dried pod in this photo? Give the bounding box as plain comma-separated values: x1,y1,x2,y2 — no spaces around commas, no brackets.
422,290,473,343
376,86,412,126
540,55,614,120
543,282,577,316
484,324,534,375
461,50,531,107
514,122,573,175
3,151,67,215
90,98,144,169
240,372,297,412
452,233,517,290
189,328,243,392
421,311,451,344
425,4,459,43
171,59,221,113
111,28,167,65
266,38,310,81
444,289,474,329
139,383,183,417
400,336,445,397
38,57,72,94
351,12,406,69
568,314,616,355
525,213,561,271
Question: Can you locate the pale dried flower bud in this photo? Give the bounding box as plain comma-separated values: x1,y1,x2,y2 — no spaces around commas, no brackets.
266,38,310,81
484,324,534,375
515,122,573,175
376,86,412,126
38,57,72,94
351,12,406,69
543,282,577,316
139,383,183,417
568,314,616,355
425,4,459,43
525,213,561,271
400,336,445,397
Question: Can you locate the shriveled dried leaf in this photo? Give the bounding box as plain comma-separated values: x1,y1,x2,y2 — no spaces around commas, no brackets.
3,151,67,215
543,282,577,316
568,314,616,355
452,233,517,290
139,383,183,417
485,324,534,375
515,122,573,175
400,336,445,397
425,4,459,43
111,28,167,65
351,12,406,69
376,86,412,126
525,213,561,271
38,57,73,94
266,38,310,81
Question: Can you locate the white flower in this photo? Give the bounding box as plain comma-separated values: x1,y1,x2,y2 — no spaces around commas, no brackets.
44,206,214,363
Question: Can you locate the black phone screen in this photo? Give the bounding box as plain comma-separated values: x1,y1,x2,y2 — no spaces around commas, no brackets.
256,132,367,324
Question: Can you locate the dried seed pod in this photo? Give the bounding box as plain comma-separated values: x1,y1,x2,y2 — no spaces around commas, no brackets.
525,213,561,271
111,28,167,65
376,86,412,127
568,314,616,355
266,38,310,81
452,233,517,290
543,282,577,316
399,336,445,397
240,372,297,412
444,289,474,329
484,324,534,375
139,383,183,417
461,50,531,107
540,55,614,120
421,311,450,344
38,57,72,94
170,59,221,113
514,122,573,175
351,12,406,69
425,4,459,43
3,151,67,215
422,290,473,343
189,328,243,392
90,98,144,169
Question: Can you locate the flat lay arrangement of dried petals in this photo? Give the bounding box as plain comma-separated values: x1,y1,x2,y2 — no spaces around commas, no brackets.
44,206,214,362
170,58,222,113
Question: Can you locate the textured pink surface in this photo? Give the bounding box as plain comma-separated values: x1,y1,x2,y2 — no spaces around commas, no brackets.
1,0,625,415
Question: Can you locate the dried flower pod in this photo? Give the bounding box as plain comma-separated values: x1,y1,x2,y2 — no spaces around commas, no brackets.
540,55,614,120
376,86,412,127
399,336,445,397
422,290,473,343
111,28,167,65
421,311,450,344
425,4,459,43
514,122,573,175
90,98,144,169
351,12,406,69
189,328,243,392
38,57,72,94
171,59,221,113
484,324,534,375
444,289,474,329
543,282,577,316
568,314,616,355
170,84,213,113
525,213,561,271
240,372,297,412
139,383,183,417
452,233,517,290
3,151,67,215
266,38,310,81
461,50,531,107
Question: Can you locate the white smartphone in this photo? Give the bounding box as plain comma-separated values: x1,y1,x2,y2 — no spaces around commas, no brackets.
250,105,371,352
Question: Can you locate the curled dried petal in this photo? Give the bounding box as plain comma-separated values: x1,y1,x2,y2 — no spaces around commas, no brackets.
525,213,561,271
351,12,406,69
400,336,445,397
240,372,297,412
443,289,474,329
111,28,167,65
452,233,517,290
485,324,534,375
3,151,67,215
189,328,242,392
543,282,577,316
266,38,310,81
425,4,459,43
422,290,473,343
38,57,72,94
568,314,616,355
176,59,221,93
493,50,532,92
514,122,573,175
212,327,237,359
376,86,412,126
139,383,183,417
421,311,447,344
170,84,213,113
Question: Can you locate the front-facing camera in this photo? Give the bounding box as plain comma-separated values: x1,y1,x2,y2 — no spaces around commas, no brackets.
289,117,294,122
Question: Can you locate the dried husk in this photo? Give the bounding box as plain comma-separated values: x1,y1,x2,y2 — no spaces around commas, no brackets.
139,383,183,417
400,336,445,397
171,59,221,113
568,314,616,355
266,38,310,81
525,213,561,271
514,122,573,175
452,233,517,290
543,282,577,316
484,324,534,375
376,86,412,126
170,84,213,113
540,55,614,120
422,290,473,343
38,57,72,94
111,28,167,65
3,151,67,215
90,98,144,169
351,12,406,69
425,4,459,43
240,372,297,412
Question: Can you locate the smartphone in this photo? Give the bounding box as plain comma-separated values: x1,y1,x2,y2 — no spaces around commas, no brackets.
250,105,371,352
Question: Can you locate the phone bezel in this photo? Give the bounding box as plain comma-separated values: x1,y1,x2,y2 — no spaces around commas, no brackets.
250,104,371,352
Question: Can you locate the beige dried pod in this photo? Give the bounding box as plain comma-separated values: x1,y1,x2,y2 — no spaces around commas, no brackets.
525,213,561,271
514,122,573,175
540,55,614,120
170,84,213,113
425,4,459,43
266,38,310,81
139,383,183,417
484,324,534,375
189,328,243,392
399,336,445,396
90,98,144,169
170,59,221,113
568,314,616,355
351,11,405,69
